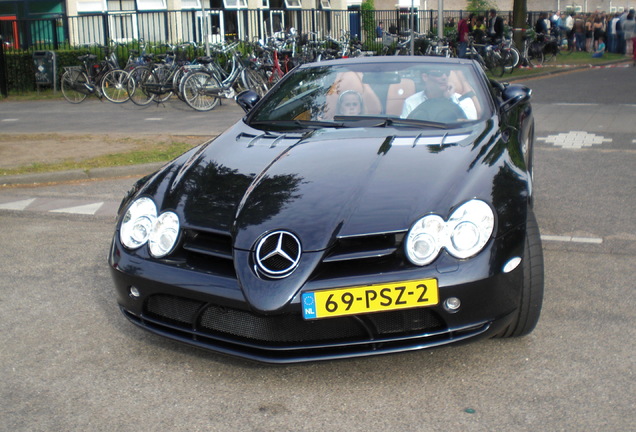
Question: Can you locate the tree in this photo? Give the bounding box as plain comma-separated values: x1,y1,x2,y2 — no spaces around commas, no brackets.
511,0,527,49
361,0,376,42
466,0,496,14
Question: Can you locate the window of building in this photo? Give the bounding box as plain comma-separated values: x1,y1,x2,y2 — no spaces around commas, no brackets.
284,0,302,9
76,0,107,12
136,0,166,10
223,0,247,9
182,0,202,9
320,0,330,9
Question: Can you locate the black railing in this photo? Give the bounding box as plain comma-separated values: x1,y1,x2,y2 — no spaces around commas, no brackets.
1,9,523,51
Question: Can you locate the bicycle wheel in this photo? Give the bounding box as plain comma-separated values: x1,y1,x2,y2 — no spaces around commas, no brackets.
127,66,156,106
152,64,174,103
486,52,505,77
100,69,130,103
240,68,269,97
559,38,575,56
182,71,222,112
527,49,545,67
502,50,516,74
61,69,89,104
508,46,521,69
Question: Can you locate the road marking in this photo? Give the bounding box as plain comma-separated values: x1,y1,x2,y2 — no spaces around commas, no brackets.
554,103,598,106
145,118,163,121
537,131,612,149
2,118,19,122
0,198,36,210
50,202,104,215
541,235,603,244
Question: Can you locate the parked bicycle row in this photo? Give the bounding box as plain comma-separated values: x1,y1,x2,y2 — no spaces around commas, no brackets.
60,29,570,109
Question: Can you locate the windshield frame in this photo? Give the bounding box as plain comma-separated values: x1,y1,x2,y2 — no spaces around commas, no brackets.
245,59,492,132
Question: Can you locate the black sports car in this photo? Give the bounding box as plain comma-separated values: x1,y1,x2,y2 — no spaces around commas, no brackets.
109,56,543,363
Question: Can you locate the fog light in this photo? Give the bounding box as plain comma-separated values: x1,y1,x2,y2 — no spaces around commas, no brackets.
444,297,461,313
129,286,141,298
503,257,522,273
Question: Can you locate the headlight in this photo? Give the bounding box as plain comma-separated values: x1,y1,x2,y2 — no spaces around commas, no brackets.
405,200,495,266
120,197,157,249
120,198,181,257
446,200,494,259
405,215,445,266
149,212,180,258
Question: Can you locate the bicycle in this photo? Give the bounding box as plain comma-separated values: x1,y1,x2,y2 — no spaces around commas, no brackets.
181,43,269,112
519,33,545,67
465,36,505,77
126,42,197,106
61,44,129,104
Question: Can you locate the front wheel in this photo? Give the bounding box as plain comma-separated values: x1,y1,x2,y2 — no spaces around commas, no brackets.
61,70,89,103
496,209,544,338
127,66,156,106
527,49,544,67
487,52,505,77
240,68,269,97
182,71,222,112
100,69,130,103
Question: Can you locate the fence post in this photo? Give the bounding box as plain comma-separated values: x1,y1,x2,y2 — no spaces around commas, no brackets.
0,36,8,97
102,13,110,45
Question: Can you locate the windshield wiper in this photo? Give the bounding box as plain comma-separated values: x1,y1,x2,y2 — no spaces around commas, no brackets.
249,120,346,129
333,115,449,129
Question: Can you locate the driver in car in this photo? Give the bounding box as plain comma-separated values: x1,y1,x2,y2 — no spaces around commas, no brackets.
400,68,478,121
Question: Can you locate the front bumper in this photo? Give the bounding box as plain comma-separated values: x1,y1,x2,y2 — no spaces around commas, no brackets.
109,226,525,363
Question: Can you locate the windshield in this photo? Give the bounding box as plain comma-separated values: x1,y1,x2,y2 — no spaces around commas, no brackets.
247,61,490,130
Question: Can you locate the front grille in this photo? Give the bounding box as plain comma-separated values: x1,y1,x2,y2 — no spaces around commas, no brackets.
144,294,445,346
174,228,412,282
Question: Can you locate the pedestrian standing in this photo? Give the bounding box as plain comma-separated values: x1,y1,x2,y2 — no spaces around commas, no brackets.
622,10,635,62
457,13,473,58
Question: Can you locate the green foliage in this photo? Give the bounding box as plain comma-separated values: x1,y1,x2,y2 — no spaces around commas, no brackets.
466,0,496,14
361,0,376,43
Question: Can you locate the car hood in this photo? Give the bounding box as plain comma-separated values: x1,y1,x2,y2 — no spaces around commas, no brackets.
140,120,528,312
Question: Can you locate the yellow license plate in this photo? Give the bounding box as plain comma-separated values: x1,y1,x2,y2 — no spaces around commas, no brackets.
301,279,438,320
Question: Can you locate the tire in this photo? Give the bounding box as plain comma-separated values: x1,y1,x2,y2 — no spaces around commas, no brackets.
527,49,544,67
61,69,89,104
152,65,174,103
182,71,221,112
100,69,130,103
502,50,515,74
240,68,269,97
504,47,520,73
487,52,505,77
127,66,156,106
496,209,544,338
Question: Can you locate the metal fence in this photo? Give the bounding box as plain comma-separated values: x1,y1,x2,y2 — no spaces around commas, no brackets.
1,9,533,94
1,9,506,50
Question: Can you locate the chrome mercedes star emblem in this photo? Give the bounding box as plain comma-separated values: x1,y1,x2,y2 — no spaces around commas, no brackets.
254,231,302,278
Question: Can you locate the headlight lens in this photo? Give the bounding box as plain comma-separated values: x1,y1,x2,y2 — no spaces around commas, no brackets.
446,200,494,259
405,215,445,266
120,197,157,249
149,212,180,258
405,200,495,266
120,198,181,257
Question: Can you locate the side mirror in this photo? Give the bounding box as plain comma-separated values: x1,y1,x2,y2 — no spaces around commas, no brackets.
235,90,261,113
501,84,532,112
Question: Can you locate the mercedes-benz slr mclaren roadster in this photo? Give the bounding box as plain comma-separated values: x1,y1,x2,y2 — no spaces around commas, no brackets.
109,56,544,363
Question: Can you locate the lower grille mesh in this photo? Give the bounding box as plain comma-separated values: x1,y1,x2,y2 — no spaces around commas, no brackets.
145,294,445,346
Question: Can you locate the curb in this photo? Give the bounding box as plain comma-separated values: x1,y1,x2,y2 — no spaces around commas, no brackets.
506,58,632,82
1,162,165,186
